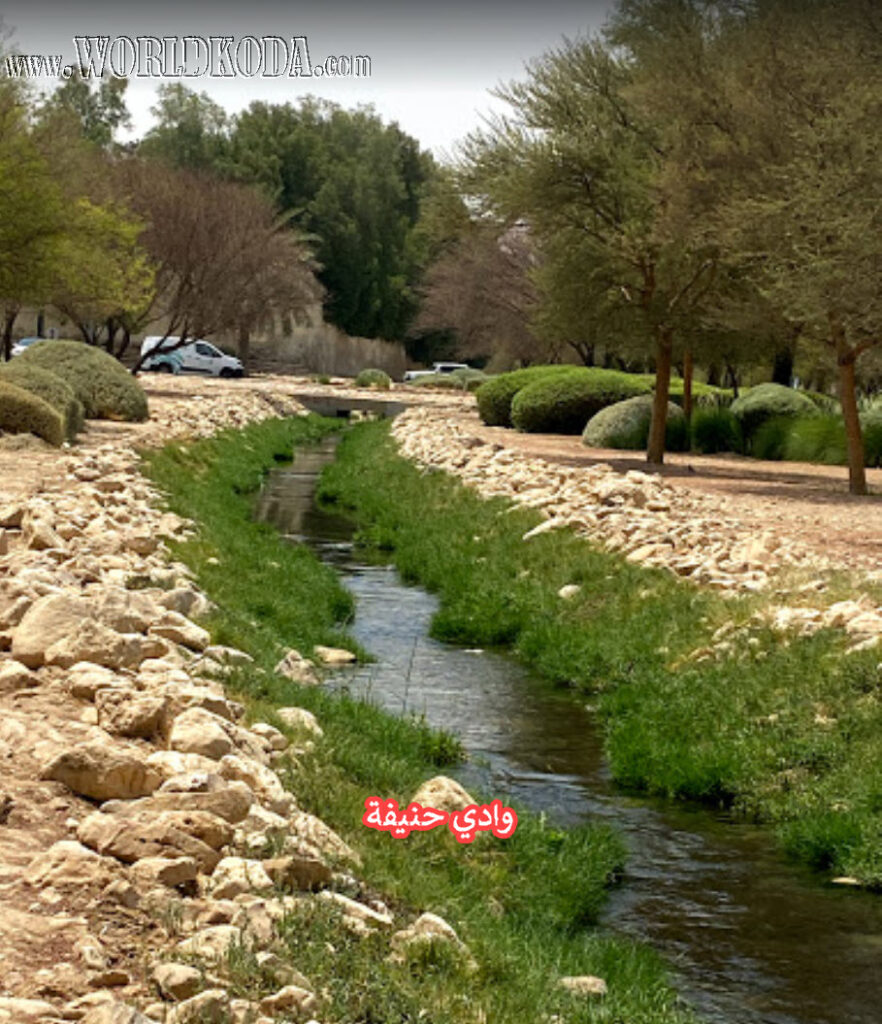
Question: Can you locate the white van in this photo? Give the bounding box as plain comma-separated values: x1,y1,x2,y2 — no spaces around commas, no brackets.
141,336,244,378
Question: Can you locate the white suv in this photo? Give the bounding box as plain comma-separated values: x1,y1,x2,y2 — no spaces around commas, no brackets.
141,337,244,377
403,361,470,382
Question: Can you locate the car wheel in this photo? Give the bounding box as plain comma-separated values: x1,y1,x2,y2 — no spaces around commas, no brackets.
219,368,234,378
156,363,173,373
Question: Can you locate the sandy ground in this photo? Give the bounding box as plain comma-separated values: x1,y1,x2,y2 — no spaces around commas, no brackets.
448,410,882,574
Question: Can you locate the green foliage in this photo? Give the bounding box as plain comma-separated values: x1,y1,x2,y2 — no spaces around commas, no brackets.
19,340,148,421
864,422,882,469
0,362,84,440
582,395,685,451
690,408,743,454
412,368,488,392
322,420,882,887
511,367,651,434
0,379,64,446
41,69,131,148
730,383,817,447
475,366,572,427
751,416,790,461
783,416,848,465
354,368,392,390
144,416,691,1024
142,90,436,341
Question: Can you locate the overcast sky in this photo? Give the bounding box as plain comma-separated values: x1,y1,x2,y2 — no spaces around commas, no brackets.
3,0,613,159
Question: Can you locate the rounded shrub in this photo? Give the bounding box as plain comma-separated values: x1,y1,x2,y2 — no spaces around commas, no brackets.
690,408,743,454
511,368,652,434
18,340,148,421
730,383,817,447
354,368,392,390
0,362,84,441
0,379,64,446
783,415,847,465
581,395,686,451
475,365,574,427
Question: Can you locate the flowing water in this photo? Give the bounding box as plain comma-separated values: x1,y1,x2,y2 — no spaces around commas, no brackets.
255,437,882,1024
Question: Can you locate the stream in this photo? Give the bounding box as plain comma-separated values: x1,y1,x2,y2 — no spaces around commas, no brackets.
254,436,882,1024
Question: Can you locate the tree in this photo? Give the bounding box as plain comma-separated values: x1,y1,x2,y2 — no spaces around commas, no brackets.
41,68,130,148
115,160,320,372
139,83,229,170
616,0,882,492
460,35,720,462
0,82,66,358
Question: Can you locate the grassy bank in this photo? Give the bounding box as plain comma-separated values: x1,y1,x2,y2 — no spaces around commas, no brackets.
317,421,882,888
142,415,694,1024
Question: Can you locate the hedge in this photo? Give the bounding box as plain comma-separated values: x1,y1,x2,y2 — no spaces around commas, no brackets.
475,366,574,427
18,340,148,422
581,395,688,451
0,379,64,446
690,408,743,454
0,362,84,441
730,383,817,447
510,368,652,434
355,368,392,390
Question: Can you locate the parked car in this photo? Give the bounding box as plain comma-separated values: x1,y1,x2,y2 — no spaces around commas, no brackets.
403,361,470,382
10,337,43,357
140,336,244,377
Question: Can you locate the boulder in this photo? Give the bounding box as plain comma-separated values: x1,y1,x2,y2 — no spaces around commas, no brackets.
96,689,168,739
313,645,356,666
259,985,318,1020
208,857,274,900
12,592,95,668
411,776,475,814
100,783,252,825
217,754,294,816
149,611,210,652
559,975,608,997
288,810,361,866
166,990,229,1024
0,659,36,693
274,650,320,686
77,808,232,871
152,962,201,1002
40,739,162,801
176,925,243,960
26,840,122,890
130,856,198,889
169,708,235,760
67,662,126,700
262,853,332,892
276,707,323,738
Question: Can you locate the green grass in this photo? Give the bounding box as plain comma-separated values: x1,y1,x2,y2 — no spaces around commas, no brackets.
141,414,694,1024
318,421,882,889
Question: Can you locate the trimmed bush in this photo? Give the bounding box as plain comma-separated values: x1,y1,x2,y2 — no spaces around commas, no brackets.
690,408,743,454
0,362,84,441
413,368,488,392
581,395,687,451
783,415,847,465
354,368,392,390
18,340,148,421
805,390,840,415
730,383,817,447
511,368,652,434
0,379,64,446
475,366,574,427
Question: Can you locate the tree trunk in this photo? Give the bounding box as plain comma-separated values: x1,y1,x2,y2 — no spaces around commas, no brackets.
647,328,673,465
772,347,794,386
832,322,867,495
682,349,694,422
115,327,132,361
725,362,739,398
237,325,251,370
2,308,18,361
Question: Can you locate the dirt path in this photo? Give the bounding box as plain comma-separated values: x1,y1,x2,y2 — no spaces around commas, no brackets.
448,410,882,576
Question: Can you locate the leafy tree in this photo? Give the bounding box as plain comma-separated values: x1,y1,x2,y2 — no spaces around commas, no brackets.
139,83,229,170
461,36,720,462
41,68,130,148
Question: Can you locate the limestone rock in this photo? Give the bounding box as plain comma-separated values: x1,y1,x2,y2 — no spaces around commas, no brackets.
313,645,356,665
102,783,253,824
411,775,475,814
166,989,229,1024
176,925,243,960
131,856,199,889
262,853,332,892
288,810,360,866
276,707,323,737
259,985,318,1020
274,649,320,686
318,891,392,928
250,722,287,751
169,707,235,760
149,611,210,652
209,856,274,900
68,662,126,700
26,840,122,890
96,688,168,739
78,807,232,871
40,739,162,801
152,962,202,1001
559,975,608,997
217,754,294,816
0,659,36,693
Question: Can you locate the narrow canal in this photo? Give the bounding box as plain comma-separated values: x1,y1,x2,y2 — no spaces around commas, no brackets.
255,435,882,1024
